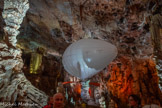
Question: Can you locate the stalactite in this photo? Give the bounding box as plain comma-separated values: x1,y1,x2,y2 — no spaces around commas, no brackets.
149,13,162,91
29,47,45,74
107,57,162,107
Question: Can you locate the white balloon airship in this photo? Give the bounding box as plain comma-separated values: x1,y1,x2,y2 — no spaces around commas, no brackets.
62,39,118,80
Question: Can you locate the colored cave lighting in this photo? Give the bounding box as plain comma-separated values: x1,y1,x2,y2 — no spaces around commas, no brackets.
30,53,42,74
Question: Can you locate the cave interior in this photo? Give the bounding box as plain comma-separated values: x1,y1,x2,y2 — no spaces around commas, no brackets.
0,0,162,108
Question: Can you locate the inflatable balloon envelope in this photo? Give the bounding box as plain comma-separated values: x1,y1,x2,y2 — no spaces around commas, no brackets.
62,39,118,80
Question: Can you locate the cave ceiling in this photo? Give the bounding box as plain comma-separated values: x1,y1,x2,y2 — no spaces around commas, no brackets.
0,0,158,58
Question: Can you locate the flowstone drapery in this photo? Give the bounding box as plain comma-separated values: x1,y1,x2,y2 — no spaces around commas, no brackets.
149,13,162,91
0,0,48,108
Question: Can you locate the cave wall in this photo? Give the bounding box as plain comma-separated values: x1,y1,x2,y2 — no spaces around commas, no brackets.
22,53,64,96
107,57,162,107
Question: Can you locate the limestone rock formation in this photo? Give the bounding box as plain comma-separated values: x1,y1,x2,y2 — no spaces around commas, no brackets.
0,0,47,108
107,57,162,107
149,13,162,90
